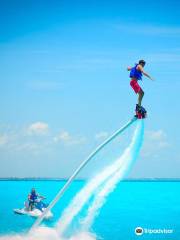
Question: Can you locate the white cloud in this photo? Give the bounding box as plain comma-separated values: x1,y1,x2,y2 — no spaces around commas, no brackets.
15,142,39,152
141,129,169,157
0,123,53,155
0,133,48,155
54,130,86,145
0,124,86,155
95,131,109,141
13,142,51,155
0,134,9,146
147,130,166,140
0,132,18,149
27,122,49,136
54,131,71,142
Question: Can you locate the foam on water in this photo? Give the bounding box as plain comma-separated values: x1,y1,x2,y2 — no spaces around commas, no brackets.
0,227,96,240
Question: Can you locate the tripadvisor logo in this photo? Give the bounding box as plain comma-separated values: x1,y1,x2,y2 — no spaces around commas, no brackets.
135,226,174,236
135,227,143,236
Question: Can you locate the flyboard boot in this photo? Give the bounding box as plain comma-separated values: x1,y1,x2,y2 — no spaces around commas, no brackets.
135,104,147,119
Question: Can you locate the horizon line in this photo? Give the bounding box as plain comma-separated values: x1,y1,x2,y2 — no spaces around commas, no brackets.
0,177,180,182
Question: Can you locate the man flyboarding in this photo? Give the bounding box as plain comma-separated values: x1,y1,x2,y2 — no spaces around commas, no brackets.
127,60,153,117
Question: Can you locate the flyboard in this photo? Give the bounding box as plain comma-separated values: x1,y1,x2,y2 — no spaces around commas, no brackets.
135,104,147,119
30,113,145,232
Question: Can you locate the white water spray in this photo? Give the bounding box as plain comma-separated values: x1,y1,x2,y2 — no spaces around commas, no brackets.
56,120,144,236
81,120,144,231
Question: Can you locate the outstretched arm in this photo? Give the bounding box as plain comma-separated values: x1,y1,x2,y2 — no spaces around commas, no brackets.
142,71,153,80
37,193,45,199
137,65,154,80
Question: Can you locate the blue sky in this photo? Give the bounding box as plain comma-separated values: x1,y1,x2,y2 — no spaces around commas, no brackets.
0,0,180,178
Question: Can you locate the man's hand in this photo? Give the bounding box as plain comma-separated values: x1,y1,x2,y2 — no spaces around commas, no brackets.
143,73,154,81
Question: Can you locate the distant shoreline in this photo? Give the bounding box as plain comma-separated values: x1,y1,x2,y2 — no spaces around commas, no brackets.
0,178,180,182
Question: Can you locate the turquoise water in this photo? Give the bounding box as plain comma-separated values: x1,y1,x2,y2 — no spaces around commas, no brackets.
0,180,179,239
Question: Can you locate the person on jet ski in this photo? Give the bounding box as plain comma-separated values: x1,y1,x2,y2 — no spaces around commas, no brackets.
28,188,45,211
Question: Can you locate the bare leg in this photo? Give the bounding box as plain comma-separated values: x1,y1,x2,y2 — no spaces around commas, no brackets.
138,89,144,106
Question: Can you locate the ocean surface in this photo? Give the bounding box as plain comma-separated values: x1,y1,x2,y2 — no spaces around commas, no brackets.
0,180,179,240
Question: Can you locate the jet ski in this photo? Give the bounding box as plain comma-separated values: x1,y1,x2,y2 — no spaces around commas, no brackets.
13,197,53,219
